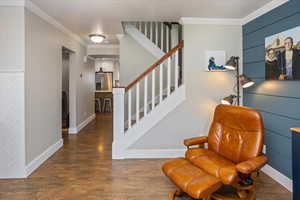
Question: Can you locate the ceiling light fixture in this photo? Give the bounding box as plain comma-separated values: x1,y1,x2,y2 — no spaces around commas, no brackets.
89,34,106,44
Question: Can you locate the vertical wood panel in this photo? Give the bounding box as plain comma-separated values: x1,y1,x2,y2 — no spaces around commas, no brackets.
243,0,300,178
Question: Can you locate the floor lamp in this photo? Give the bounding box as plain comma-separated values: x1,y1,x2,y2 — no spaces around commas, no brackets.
222,56,255,106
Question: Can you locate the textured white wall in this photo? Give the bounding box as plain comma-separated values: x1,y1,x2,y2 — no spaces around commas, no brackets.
131,24,242,150
24,9,95,165
0,6,26,178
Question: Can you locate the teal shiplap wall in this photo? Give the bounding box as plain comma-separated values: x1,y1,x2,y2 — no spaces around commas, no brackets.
243,0,300,179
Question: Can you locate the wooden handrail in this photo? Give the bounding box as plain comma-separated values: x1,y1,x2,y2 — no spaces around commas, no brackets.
125,40,184,92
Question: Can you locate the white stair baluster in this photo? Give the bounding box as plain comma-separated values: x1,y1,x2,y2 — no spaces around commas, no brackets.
159,64,163,103
128,90,132,129
145,22,148,38
152,69,155,110
166,26,169,52
161,23,164,51
175,51,179,89
150,22,153,42
136,83,140,123
167,57,171,96
156,22,159,46
144,76,148,116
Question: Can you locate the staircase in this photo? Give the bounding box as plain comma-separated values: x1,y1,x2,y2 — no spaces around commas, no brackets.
113,22,185,159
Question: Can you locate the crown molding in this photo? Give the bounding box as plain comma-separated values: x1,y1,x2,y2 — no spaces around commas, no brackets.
179,0,289,26
179,17,243,25
1,0,86,46
0,0,25,6
25,0,86,46
242,0,289,25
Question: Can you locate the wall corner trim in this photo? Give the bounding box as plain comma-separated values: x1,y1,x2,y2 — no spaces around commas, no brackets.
68,113,96,134
25,139,63,177
242,0,290,25
179,17,243,26
262,164,293,192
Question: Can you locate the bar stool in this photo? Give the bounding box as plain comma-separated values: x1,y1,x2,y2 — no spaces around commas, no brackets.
102,97,112,113
95,98,102,113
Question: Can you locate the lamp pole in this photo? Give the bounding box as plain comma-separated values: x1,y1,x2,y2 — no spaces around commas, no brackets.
235,57,240,106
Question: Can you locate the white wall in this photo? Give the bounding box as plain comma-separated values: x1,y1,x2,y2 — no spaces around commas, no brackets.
119,35,157,86
0,6,26,178
130,24,242,150
24,9,95,165
87,45,119,56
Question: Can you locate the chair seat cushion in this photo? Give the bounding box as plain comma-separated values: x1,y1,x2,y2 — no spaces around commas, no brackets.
162,158,222,199
186,148,238,185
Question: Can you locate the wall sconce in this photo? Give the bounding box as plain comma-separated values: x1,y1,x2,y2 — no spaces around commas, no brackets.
223,56,255,106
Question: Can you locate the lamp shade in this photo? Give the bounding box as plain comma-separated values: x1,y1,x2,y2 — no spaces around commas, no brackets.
225,56,237,70
221,95,237,105
239,75,255,88
89,34,106,43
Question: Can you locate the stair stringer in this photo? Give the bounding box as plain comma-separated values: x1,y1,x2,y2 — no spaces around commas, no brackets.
112,85,186,159
124,24,164,59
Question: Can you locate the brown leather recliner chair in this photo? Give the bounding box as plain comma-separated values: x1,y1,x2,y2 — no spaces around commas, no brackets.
162,105,268,200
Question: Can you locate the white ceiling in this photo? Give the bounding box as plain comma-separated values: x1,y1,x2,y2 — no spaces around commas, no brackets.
30,0,274,44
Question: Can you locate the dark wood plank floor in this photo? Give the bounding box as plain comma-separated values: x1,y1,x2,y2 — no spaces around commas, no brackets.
0,114,292,200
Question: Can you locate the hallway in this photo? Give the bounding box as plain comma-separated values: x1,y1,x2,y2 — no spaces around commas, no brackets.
0,114,291,200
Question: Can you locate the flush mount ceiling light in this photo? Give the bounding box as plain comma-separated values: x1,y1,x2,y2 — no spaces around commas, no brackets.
89,34,106,44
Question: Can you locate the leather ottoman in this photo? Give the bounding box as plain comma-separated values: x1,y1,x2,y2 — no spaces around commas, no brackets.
163,158,222,199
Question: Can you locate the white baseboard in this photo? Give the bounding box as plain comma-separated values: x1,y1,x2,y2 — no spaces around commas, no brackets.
113,149,185,159
25,139,63,177
68,113,96,134
262,164,293,192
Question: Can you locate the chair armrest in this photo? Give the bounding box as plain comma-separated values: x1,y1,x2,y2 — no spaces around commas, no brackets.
236,155,268,174
184,136,208,147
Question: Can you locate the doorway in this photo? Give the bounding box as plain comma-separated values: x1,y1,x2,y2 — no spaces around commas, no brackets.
61,47,72,131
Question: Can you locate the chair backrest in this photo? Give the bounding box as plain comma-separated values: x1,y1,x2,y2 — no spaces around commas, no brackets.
208,105,264,164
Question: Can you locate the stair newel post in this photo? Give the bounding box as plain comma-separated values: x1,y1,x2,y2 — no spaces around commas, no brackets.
112,87,125,142
136,83,140,123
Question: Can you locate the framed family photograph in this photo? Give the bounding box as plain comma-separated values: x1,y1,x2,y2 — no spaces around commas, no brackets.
265,25,300,80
